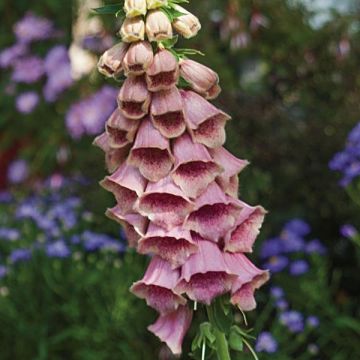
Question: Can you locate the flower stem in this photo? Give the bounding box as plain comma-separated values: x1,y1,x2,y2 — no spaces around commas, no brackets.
206,306,231,360
213,327,231,360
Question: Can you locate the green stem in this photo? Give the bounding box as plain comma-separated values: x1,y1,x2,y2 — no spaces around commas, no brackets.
206,306,231,360
213,327,231,360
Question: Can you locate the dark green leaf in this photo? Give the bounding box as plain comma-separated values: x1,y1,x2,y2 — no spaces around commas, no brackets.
212,298,233,334
160,6,186,22
177,76,191,88
160,35,179,49
200,322,216,344
93,4,123,15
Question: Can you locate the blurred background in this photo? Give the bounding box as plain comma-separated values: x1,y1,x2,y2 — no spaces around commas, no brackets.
0,0,360,359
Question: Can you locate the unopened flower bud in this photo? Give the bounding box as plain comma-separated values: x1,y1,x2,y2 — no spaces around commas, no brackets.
180,59,221,99
123,41,154,76
146,0,168,10
172,5,201,39
97,43,128,77
146,10,173,42
124,0,147,18
120,17,145,43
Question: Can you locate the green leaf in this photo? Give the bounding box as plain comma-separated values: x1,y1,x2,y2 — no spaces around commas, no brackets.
93,4,123,15
229,326,244,351
160,35,179,49
169,0,189,4
160,5,186,22
200,322,216,344
212,297,233,334
115,9,126,19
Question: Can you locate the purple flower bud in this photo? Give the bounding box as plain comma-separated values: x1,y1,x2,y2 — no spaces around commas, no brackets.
12,56,44,83
7,159,29,184
16,91,39,114
0,43,28,68
280,311,304,333
289,260,309,276
270,286,284,299
275,299,289,311
0,228,20,241
306,239,326,255
306,315,320,328
340,224,357,239
255,332,278,353
283,218,311,236
0,265,8,279
46,240,71,258
9,248,32,263
263,255,289,273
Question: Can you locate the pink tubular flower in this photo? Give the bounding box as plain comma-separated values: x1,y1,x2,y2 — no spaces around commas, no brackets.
138,223,198,269
209,147,249,197
185,182,242,242
148,305,193,355
100,163,147,214
105,206,148,248
182,90,231,148
224,202,266,253
175,237,237,304
131,256,187,314
123,40,154,76
146,49,179,91
224,252,269,311
128,118,174,181
105,108,140,148
171,133,223,198
117,75,151,119
150,87,186,138
180,59,221,99
136,175,194,230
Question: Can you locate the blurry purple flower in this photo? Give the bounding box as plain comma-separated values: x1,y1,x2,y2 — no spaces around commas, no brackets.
12,56,44,83
260,238,282,259
0,265,8,279
43,45,73,102
255,332,278,353
16,91,39,114
270,286,284,299
340,224,357,239
82,231,124,252
329,152,350,171
264,255,289,273
306,239,326,255
348,123,360,144
46,240,71,258
275,299,289,311
281,232,305,253
7,159,29,184
14,12,56,43
289,260,309,276
81,34,114,53
283,219,310,236
0,43,28,68
0,228,20,241
0,192,12,203
280,311,304,333
306,315,320,328
66,86,117,139
9,248,32,263
70,235,81,244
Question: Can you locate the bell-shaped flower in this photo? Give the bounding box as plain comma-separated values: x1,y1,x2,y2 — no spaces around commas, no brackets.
97,43,128,77
146,0,168,10
106,206,148,248
146,49,179,91
180,59,221,99
224,201,266,253
224,252,269,311
146,10,173,42
100,163,147,214
172,5,201,39
175,237,237,304
171,133,223,198
128,118,175,181
93,132,130,173
120,16,145,43
105,108,140,148
124,0,147,18
136,175,194,230
185,182,241,242
131,256,187,314
138,223,198,268
148,305,193,355
209,147,249,197
117,75,151,119
182,90,230,148
123,40,154,76
150,87,186,138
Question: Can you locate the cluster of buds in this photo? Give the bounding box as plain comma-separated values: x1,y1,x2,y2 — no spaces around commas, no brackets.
119,0,201,43
94,1,268,356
